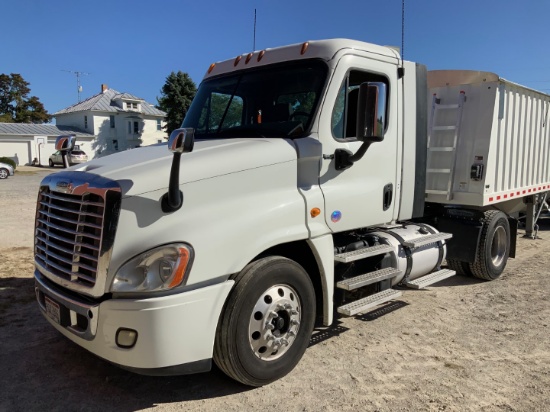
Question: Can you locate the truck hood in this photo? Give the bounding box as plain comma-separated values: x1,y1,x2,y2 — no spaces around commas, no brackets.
71,138,298,197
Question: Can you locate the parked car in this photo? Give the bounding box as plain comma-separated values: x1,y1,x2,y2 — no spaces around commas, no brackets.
49,150,88,167
0,162,14,179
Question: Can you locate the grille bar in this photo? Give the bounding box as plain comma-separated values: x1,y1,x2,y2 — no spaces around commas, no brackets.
41,192,104,208
38,200,103,218
36,236,99,262
37,218,101,241
38,209,103,230
36,256,96,283
35,228,100,253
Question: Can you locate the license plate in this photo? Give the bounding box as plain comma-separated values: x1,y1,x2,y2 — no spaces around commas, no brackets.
45,296,61,324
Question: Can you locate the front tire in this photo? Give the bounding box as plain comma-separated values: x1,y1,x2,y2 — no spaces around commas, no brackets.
0,168,8,179
48,159,54,167
214,256,316,386
469,210,510,280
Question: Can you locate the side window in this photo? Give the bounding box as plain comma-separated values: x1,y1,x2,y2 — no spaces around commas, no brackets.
331,70,389,140
197,92,243,133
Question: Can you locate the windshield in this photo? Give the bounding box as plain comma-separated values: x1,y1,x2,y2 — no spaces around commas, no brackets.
183,59,328,138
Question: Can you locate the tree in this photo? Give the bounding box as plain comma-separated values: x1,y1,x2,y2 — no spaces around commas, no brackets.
0,73,50,123
157,71,197,136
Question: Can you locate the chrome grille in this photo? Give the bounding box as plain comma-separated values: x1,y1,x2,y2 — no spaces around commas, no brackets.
34,171,121,297
36,190,104,286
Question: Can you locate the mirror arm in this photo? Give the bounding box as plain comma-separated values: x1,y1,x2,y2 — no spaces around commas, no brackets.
161,152,183,213
161,128,194,213
334,142,372,170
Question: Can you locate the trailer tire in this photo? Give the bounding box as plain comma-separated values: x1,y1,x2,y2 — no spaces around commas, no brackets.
213,256,316,387
469,210,510,280
446,259,472,276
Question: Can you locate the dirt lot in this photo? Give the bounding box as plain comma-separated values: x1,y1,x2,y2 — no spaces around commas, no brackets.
0,167,549,411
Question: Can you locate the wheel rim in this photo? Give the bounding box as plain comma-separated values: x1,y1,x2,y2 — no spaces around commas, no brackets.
248,284,301,361
0,170,7,178
491,226,507,267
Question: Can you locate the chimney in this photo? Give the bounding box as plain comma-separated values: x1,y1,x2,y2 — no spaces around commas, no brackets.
101,84,109,93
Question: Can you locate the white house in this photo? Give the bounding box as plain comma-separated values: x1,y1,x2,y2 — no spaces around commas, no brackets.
0,123,94,166
54,84,167,157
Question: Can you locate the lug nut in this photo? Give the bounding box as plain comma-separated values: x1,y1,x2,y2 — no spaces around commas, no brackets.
265,323,275,330
290,319,300,326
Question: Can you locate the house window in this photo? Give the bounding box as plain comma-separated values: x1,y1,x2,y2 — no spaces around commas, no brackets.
112,139,118,151
84,115,88,129
157,119,162,131
157,139,162,144
128,121,131,134
134,121,139,134
110,115,115,128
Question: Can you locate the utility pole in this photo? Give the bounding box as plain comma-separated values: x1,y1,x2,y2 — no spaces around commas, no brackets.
62,70,90,102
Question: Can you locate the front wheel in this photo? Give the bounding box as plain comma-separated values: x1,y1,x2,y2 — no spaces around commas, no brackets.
48,159,54,167
0,168,8,179
214,256,316,386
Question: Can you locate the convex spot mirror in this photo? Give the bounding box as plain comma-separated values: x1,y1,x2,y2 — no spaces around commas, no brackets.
55,135,76,152
168,128,195,154
356,82,387,143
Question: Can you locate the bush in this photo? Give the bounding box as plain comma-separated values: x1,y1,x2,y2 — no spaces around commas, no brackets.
0,157,16,170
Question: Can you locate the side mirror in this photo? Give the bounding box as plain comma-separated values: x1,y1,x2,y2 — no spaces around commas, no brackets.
167,128,194,154
55,135,76,168
162,128,195,213
356,82,386,142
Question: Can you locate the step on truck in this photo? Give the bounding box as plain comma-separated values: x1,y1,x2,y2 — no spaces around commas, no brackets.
33,39,550,386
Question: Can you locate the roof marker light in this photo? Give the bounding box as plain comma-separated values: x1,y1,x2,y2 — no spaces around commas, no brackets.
207,63,216,74
301,42,309,55
310,208,321,218
257,50,265,62
245,52,254,64
234,56,242,66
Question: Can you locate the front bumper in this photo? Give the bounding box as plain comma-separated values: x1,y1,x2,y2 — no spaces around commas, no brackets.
35,270,234,374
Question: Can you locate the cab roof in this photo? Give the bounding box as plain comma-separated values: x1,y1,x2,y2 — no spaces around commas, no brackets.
203,39,401,79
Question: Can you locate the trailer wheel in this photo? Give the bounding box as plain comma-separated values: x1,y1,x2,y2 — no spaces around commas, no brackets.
214,256,316,386
469,210,510,280
446,259,472,276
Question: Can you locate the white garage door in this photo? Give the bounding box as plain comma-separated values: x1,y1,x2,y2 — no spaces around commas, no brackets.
0,141,32,165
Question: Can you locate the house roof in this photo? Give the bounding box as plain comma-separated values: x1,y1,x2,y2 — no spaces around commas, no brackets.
53,88,166,117
0,123,94,137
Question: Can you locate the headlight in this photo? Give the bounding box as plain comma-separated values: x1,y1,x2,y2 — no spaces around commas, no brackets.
110,243,193,293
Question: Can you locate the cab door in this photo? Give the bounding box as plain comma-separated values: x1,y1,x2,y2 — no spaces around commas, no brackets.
319,54,400,232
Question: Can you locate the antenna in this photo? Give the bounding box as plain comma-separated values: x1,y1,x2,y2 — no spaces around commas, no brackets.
401,0,405,60
62,70,90,102
253,9,257,51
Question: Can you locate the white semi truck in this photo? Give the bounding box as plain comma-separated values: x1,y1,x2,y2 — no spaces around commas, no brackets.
34,39,550,386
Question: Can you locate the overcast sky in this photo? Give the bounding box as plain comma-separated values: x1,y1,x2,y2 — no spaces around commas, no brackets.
3,0,550,116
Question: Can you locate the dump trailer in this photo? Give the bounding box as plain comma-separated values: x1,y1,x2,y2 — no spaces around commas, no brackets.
33,39,550,387
425,70,550,276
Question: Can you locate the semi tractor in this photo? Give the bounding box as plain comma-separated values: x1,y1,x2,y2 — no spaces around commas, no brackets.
34,39,550,386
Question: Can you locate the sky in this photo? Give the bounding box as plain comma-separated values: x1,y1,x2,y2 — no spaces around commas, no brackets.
3,0,550,118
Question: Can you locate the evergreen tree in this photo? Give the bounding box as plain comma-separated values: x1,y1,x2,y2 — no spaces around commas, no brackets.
0,73,50,123
157,71,197,136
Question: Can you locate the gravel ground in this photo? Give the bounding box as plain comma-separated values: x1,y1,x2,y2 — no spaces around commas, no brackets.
0,167,549,411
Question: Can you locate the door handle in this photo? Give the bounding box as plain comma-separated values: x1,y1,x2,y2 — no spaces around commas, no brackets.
383,183,393,211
